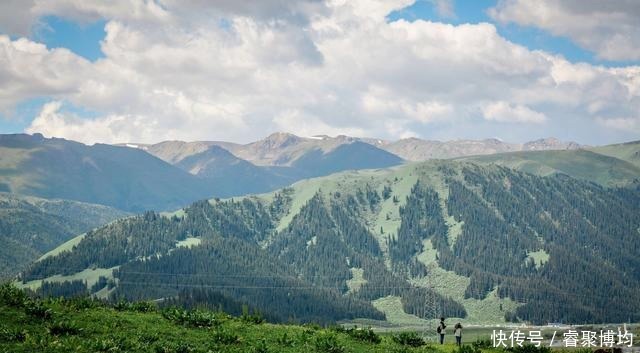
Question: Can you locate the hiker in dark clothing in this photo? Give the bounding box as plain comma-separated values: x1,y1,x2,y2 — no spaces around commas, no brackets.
454,323,463,346
437,317,446,344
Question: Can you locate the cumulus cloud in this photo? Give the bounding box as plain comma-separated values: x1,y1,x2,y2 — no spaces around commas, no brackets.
489,0,640,61
25,101,149,144
0,0,325,37
482,101,547,124
0,0,638,144
596,117,640,133
0,35,91,112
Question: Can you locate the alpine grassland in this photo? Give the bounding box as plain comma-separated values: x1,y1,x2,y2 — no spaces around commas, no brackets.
5,283,630,353
0,283,531,353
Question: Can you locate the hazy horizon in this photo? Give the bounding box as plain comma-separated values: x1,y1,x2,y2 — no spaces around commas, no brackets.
9,130,640,148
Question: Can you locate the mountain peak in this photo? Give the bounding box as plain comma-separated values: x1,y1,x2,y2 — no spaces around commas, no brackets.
523,137,582,150
259,132,303,149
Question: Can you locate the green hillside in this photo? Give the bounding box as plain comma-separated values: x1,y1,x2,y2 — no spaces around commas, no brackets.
587,140,640,168
0,193,128,279
0,133,221,212
459,149,640,186
19,160,640,325
1,283,527,353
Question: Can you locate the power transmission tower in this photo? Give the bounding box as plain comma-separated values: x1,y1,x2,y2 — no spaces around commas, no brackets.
423,266,439,342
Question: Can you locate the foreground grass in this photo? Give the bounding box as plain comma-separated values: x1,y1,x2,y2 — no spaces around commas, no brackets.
0,283,611,353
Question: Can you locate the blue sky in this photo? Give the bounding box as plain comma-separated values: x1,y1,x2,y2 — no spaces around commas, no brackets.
34,16,106,62
388,0,635,67
0,0,638,144
1,16,105,134
26,1,633,67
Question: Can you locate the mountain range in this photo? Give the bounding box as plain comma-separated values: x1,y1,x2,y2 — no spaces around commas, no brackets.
126,133,584,167
19,159,640,325
2,132,640,325
3,132,586,215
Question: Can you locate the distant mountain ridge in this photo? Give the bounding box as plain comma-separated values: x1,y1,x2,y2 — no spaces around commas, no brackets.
0,133,217,212
372,136,582,161
0,133,402,212
0,132,626,215
122,133,584,166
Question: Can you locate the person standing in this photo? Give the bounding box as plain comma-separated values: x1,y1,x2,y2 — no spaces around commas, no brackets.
454,323,463,346
437,317,447,344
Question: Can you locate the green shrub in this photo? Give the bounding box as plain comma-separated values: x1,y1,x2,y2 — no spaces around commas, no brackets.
0,283,27,307
0,326,27,342
277,332,294,347
47,320,82,336
314,332,345,353
457,344,481,353
329,325,347,333
241,306,265,324
138,332,160,344
392,331,425,347
252,338,269,353
507,344,552,353
162,307,220,328
114,300,156,312
389,346,412,353
303,322,323,331
153,342,196,353
92,335,140,352
422,344,441,353
571,349,594,353
346,326,381,344
68,296,106,310
296,329,315,345
23,300,53,320
472,337,493,349
211,329,240,345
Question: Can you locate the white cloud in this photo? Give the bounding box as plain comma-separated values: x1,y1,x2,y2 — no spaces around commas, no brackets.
482,101,547,124
489,0,640,61
429,0,455,18
596,117,640,133
25,101,151,144
0,0,637,144
0,35,90,112
361,86,453,123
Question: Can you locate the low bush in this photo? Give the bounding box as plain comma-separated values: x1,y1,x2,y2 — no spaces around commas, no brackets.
23,300,53,320
314,332,345,353
162,307,221,328
276,332,294,347
153,342,196,353
211,329,240,345
114,300,156,312
392,331,425,347
252,338,269,353
47,320,82,336
0,283,28,307
346,326,381,344
0,326,27,342
507,344,552,353
457,344,482,353
472,337,493,349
